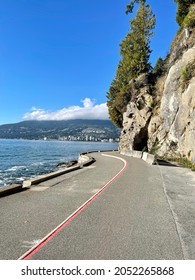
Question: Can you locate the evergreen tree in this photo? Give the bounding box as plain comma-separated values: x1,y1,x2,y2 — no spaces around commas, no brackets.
107,1,155,127
153,57,165,76
106,79,123,128
129,2,155,75
126,0,146,14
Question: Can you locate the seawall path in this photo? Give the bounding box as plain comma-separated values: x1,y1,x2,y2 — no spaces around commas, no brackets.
0,151,195,260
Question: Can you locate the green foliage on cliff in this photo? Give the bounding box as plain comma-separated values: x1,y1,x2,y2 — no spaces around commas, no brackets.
174,0,195,26
183,4,195,28
107,1,155,127
180,58,195,89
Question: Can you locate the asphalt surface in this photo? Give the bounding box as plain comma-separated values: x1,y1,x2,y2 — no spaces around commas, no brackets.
158,163,195,260
0,152,194,260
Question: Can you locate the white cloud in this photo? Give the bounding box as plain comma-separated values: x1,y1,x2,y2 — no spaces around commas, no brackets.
81,98,94,108
23,98,109,121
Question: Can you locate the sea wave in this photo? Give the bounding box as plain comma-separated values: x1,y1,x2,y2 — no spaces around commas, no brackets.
6,166,26,172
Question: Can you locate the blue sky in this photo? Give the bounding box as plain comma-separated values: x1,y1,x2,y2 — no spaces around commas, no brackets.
0,0,178,125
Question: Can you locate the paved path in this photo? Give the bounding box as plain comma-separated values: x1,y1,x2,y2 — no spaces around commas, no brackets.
0,152,195,260
158,163,195,259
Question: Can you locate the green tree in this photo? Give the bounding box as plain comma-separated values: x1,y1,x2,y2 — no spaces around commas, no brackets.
126,0,146,14
174,0,195,26
106,79,123,128
129,3,155,75
107,1,155,127
153,57,165,76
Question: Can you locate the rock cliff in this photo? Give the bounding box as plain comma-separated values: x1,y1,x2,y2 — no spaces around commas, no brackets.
119,28,195,163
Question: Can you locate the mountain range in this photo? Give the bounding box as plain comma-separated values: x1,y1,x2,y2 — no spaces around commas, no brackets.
0,120,120,141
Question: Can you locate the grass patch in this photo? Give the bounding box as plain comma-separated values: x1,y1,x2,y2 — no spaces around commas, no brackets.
158,155,195,171
183,4,195,28
180,59,195,89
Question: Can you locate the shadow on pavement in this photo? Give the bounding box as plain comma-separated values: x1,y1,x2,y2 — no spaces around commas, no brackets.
0,187,29,198
156,159,178,167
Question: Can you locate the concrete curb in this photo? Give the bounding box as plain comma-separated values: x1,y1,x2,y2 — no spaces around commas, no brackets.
0,183,23,197
22,164,81,188
78,154,95,167
23,153,96,188
120,150,156,165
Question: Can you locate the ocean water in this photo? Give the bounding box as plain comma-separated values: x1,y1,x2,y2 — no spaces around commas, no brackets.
0,139,118,188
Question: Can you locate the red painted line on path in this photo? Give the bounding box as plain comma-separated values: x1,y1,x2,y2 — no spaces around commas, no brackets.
19,154,128,260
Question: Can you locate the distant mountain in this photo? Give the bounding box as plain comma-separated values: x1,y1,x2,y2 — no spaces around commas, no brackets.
0,120,120,141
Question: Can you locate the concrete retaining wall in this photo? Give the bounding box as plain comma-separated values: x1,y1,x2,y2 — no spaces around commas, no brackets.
142,152,156,165
121,150,143,159
120,150,156,165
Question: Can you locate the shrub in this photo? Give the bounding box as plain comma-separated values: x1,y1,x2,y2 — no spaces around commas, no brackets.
180,59,195,89
174,0,194,26
183,4,195,28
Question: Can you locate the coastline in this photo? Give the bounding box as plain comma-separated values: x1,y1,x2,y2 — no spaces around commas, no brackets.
0,150,117,197
0,140,119,189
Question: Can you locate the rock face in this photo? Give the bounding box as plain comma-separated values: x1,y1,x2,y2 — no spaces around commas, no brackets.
120,29,195,163
119,74,153,151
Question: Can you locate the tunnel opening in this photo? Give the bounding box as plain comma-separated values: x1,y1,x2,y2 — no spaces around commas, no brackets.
132,127,148,151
